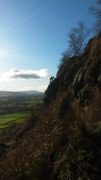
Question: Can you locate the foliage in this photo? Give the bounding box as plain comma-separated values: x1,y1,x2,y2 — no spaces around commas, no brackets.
0,95,43,115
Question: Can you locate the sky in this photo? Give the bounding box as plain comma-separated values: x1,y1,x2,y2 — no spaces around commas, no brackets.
0,0,96,92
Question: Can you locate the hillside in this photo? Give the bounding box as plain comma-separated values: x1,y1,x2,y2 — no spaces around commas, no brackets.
0,33,101,180
0,90,43,97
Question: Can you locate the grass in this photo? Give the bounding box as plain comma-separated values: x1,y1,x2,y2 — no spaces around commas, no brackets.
28,98,43,107
0,112,30,129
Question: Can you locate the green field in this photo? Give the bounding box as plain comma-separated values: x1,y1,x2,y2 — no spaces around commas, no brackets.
0,94,43,130
0,112,30,129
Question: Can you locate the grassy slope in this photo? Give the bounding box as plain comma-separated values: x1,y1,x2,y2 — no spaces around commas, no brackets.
0,112,30,129
0,97,43,130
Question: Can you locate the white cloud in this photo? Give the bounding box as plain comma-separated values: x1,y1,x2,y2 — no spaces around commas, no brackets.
0,68,50,80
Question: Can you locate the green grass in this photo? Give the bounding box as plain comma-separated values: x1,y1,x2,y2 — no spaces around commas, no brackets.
28,98,43,106
0,112,30,129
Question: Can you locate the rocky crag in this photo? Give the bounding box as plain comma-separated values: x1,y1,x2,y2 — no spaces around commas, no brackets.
45,32,101,105
0,33,101,180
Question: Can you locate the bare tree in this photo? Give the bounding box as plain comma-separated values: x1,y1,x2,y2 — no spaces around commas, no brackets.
90,0,101,34
68,21,89,56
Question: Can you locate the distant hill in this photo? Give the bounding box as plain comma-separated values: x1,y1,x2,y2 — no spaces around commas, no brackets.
0,90,43,97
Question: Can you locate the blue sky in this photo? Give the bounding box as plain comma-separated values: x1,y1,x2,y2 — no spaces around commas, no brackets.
0,0,96,91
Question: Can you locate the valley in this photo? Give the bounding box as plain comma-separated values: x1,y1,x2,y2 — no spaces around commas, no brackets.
0,92,43,130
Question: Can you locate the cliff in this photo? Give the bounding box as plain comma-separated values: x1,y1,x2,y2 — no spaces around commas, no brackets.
0,33,101,180
45,33,101,104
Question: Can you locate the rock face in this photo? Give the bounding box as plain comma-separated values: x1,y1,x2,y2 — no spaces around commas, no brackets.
44,33,101,104
0,33,101,180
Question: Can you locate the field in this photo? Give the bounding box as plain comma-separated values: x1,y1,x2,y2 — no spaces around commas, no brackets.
0,93,43,130
0,112,30,129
